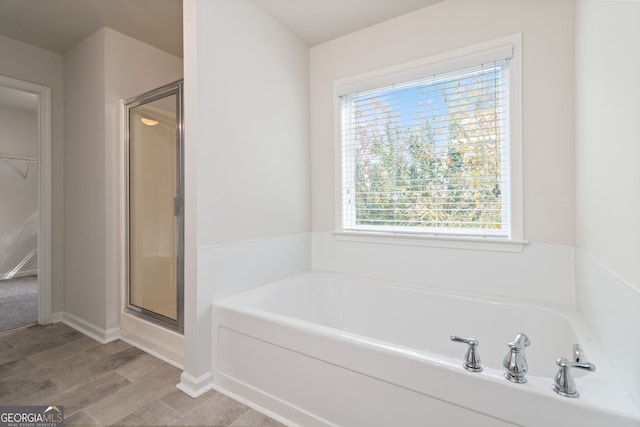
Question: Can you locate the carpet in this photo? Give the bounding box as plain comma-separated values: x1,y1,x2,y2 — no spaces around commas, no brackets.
0,275,38,333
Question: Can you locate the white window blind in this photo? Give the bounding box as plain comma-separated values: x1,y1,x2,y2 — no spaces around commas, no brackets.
340,58,512,238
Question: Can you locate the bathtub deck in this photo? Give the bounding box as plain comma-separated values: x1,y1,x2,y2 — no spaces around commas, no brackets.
212,271,640,427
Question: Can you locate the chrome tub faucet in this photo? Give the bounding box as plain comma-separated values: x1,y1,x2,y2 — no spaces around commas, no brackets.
552,357,596,397
451,335,483,372
503,333,530,383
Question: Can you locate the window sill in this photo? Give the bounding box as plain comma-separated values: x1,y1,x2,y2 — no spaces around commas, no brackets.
333,231,528,253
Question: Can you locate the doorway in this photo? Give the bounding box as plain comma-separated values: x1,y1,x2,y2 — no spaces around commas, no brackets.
0,75,52,331
125,81,184,332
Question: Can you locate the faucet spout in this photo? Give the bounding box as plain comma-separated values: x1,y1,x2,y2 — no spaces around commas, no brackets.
512,333,530,349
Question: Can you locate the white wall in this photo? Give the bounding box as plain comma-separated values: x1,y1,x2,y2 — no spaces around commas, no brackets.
574,0,640,405
309,0,575,304
104,28,183,352
0,106,38,278
182,0,311,396
195,0,310,247
575,1,640,290
0,34,64,313
64,28,107,333
64,27,183,346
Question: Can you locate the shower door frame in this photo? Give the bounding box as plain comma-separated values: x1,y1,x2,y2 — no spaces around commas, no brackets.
124,80,184,332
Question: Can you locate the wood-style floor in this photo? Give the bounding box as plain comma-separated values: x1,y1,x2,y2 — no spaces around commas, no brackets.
0,323,286,426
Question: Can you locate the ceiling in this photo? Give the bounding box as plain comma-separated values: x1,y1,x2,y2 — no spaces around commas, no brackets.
0,0,183,57
252,0,442,46
0,0,442,60
0,0,441,108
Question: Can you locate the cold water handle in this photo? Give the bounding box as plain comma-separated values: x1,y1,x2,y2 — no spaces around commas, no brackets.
450,335,483,372
503,333,531,383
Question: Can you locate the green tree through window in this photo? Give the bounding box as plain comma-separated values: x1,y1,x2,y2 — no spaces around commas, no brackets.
341,60,510,236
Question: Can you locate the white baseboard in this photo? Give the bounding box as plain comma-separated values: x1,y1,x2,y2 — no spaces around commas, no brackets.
51,311,185,373
119,312,184,368
50,312,63,323
176,371,212,398
60,311,121,344
120,335,184,370
210,382,297,427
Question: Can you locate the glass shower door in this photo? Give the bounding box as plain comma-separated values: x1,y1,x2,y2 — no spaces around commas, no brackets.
126,81,183,331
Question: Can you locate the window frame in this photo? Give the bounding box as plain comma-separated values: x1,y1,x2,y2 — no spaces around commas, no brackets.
333,34,525,252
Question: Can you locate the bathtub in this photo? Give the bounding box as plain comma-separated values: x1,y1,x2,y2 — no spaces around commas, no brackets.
211,272,640,426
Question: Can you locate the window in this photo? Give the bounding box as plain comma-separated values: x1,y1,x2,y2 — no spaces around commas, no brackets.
336,36,522,243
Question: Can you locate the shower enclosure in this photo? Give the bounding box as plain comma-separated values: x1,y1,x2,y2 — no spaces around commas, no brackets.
125,81,183,332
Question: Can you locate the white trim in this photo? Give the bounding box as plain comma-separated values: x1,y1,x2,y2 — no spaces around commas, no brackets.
333,33,524,244
199,232,311,302
120,311,184,367
120,336,184,370
0,75,52,325
197,231,310,252
334,36,516,96
333,231,527,253
50,311,63,323
508,33,524,242
177,371,213,398
333,89,344,236
61,311,121,344
313,232,575,306
210,383,299,427
52,310,185,370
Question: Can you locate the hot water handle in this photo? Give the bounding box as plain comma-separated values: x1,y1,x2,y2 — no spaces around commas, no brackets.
552,357,596,398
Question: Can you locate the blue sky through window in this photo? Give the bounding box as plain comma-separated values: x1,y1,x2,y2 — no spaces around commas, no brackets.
352,64,502,151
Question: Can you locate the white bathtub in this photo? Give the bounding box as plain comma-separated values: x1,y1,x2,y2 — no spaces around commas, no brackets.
211,272,640,426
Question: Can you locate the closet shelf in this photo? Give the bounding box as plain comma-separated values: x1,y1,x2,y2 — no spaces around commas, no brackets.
0,155,38,163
